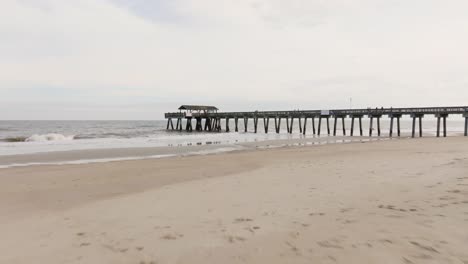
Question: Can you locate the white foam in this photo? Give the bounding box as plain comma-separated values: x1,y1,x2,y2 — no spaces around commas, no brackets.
0,154,177,169
25,133,75,142
0,145,248,169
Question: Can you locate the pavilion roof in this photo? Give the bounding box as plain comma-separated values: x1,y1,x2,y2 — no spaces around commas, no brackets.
178,105,218,111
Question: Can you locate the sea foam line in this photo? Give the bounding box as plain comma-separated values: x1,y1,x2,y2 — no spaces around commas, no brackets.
0,146,245,169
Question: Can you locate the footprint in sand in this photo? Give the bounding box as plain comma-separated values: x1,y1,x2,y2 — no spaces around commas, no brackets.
317,241,343,249
309,212,325,216
409,241,439,253
285,241,301,255
234,218,253,223
226,235,246,243
161,233,183,240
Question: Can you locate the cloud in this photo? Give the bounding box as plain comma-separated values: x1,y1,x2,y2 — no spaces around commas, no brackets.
1,0,468,119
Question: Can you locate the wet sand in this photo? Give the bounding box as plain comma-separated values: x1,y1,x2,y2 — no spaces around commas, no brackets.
1,137,468,263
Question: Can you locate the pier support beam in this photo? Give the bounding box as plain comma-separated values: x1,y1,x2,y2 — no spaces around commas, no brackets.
464,113,468,136
235,118,239,132
396,116,401,137
389,117,394,137
368,114,382,137
225,118,230,132
333,115,346,136
167,118,174,130
298,118,302,134
244,117,248,132
264,117,270,133
210,118,216,131
318,117,322,136
203,118,210,131
291,117,294,133
195,118,202,131
377,117,381,136
342,116,346,135
303,117,307,135
333,116,338,136
312,117,316,135
185,117,193,131
411,114,424,138
350,115,363,136
217,118,222,132
359,116,363,136
275,117,281,133
286,117,294,134
254,117,259,133
443,115,447,137
436,113,448,137
318,116,329,136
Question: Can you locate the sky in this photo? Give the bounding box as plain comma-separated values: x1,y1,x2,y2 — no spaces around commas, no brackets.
1,0,468,120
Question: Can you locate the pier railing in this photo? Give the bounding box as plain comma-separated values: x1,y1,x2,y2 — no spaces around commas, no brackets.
166,106,468,118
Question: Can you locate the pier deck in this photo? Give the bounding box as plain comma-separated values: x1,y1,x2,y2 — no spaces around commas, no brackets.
165,106,468,137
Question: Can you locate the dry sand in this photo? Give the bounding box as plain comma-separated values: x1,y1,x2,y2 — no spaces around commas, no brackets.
1,137,468,263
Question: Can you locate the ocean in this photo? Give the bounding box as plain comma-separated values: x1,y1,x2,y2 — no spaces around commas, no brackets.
0,118,465,168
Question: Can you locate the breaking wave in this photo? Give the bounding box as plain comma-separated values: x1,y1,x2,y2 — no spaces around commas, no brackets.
24,133,75,142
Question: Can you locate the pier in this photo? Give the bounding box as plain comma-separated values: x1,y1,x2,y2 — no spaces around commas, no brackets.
165,105,468,137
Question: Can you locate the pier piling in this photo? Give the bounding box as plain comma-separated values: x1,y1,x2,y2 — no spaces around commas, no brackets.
303,117,307,135
377,117,381,136
254,117,259,133
275,117,281,133
342,116,346,135
312,117,316,135
359,116,363,136
264,117,270,133
411,114,424,138
318,117,322,136
333,116,338,136
299,118,303,134
464,113,468,136
389,117,394,137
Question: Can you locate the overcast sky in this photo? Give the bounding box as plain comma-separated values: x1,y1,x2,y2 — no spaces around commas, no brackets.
1,0,468,120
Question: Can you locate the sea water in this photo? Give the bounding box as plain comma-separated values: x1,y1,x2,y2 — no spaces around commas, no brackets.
0,118,465,168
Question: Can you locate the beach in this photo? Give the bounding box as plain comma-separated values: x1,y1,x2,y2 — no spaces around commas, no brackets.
1,137,468,263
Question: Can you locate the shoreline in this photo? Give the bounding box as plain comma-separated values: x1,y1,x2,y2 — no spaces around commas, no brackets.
0,134,425,169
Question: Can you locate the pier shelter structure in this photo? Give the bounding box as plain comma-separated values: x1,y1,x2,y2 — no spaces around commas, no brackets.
171,105,218,131
165,106,468,137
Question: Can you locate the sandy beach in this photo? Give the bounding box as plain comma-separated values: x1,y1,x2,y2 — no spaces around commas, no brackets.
1,137,468,263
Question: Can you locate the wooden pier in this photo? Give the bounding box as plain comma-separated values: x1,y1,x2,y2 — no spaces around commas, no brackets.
165,105,468,137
